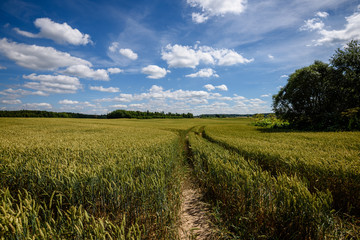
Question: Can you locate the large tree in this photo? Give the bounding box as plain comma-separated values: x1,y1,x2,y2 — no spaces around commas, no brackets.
331,40,360,109
273,40,360,129
273,61,341,128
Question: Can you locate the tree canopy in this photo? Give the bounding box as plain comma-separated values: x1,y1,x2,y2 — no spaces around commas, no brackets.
273,40,360,130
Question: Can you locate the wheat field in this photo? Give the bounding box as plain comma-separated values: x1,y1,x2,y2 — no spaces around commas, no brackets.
1,118,359,239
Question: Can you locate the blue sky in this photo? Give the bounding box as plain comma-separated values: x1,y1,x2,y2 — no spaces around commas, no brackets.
0,0,359,115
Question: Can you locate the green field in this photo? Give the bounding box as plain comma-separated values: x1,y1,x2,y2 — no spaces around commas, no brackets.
0,118,359,239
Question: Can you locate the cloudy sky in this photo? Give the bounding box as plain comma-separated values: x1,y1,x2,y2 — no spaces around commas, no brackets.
0,0,359,115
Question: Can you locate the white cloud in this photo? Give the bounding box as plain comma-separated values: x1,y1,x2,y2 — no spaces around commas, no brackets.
204,84,216,91
109,104,127,108
268,54,274,59
1,99,22,104
301,9,360,45
162,44,253,68
107,68,123,74
98,85,210,103
14,18,92,45
90,86,120,93
192,13,209,24
62,65,109,81
23,73,81,94
119,48,138,60
0,38,91,70
280,75,288,78
0,88,48,97
59,99,79,104
216,84,228,91
316,10,360,45
186,68,219,78
204,84,228,91
0,65,7,70
109,42,119,52
58,100,97,111
316,12,329,18
188,0,247,23
261,94,271,97
300,18,325,31
95,85,271,115
141,65,169,79
22,102,52,109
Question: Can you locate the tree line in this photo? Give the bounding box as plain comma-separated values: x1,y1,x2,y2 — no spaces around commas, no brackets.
0,109,194,119
106,109,193,119
273,40,360,130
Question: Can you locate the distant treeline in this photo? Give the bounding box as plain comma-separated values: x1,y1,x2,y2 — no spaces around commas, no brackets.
107,109,193,119
0,110,194,119
198,114,257,118
0,110,106,119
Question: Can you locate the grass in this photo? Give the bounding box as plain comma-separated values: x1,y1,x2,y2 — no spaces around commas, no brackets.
0,117,359,239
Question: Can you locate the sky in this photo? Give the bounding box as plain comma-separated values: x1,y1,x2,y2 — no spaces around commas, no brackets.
0,0,359,115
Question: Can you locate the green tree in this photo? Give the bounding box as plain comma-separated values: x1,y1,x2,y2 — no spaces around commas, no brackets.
331,40,360,109
273,61,341,129
273,40,360,130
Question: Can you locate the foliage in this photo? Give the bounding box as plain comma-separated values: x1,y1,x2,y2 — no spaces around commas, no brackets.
0,110,106,119
273,40,360,130
252,113,290,128
331,40,360,110
107,109,193,119
198,114,253,118
273,61,342,129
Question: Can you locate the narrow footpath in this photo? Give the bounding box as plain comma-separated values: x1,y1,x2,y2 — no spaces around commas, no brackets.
178,172,215,240
178,131,216,239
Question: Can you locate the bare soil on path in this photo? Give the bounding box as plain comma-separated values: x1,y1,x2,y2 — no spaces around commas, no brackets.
178,173,216,240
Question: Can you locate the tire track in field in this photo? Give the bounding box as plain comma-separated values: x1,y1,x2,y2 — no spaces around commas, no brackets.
178,130,216,239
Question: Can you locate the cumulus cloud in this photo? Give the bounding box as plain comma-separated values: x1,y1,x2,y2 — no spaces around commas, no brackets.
300,18,325,31
95,85,270,115
59,99,79,104
0,88,48,97
268,54,274,60
162,44,253,68
141,65,170,79
58,100,96,110
187,0,247,23
107,68,123,74
98,85,210,103
216,84,228,91
192,12,209,24
316,12,329,18
23,73,81,94
301,9,360,45
0,38,91,70
109,42,119,52
22,102,52,109
14,18,92,45
119,48,138,60
90,86,120,93
203,84,228,91
186,68,219,78
316,10,360,45
109,104,127,108
1,99,22,104
0,65,6,70
62,65,109,81
204,84,216,91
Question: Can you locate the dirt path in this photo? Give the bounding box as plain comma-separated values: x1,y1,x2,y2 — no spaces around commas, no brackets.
179,173,215,240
